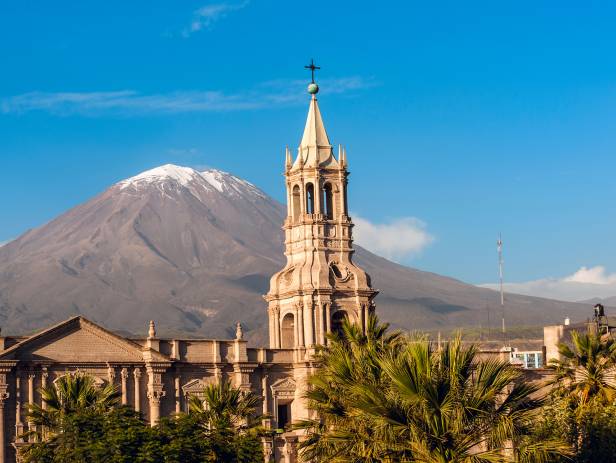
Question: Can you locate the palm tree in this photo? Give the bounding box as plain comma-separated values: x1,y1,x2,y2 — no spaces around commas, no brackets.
544,330,616,458
188,380,261,430
551,330,616,408
24,372,120,441
299,316,570,463
369,336,569,462
297,314,405,462
187,381,263,462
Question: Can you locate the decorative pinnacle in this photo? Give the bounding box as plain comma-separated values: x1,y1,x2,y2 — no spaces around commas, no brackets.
304,58,320,95
148,320,156,339
235,322,244,340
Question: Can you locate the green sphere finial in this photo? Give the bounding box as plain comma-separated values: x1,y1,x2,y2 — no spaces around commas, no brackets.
308,82,319,95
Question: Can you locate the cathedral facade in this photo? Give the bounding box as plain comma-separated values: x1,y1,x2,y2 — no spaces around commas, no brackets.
0,83,377,463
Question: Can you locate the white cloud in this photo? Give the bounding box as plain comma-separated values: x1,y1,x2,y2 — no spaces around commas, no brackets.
352,215,434,261
480,265,616,302
563,266,616,285
0,77,375,117
182,1,249,37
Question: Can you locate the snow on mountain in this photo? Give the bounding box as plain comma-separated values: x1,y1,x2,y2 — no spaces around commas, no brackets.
118,164,201,190
117,164,266,199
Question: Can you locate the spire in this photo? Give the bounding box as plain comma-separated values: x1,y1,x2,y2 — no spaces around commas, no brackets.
299,95,331,151
291,61,339,170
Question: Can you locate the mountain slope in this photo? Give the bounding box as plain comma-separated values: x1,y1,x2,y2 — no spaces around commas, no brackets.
0,164,588,343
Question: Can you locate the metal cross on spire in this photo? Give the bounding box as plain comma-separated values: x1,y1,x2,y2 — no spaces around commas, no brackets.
304,58,321,83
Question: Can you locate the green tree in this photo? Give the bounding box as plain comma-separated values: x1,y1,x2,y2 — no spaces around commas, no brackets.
188,380,262,430
297,315,406,462
551,330,616,408
19,374,264,463
24,372,120,441
537,330,616,462
187,380,264,463
19,406,159,463
299,315,570,463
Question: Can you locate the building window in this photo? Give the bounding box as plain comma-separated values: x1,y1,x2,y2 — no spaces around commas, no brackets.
323,183,334,219
281,313,295,348
292,185,301,222
306,183,315,214
277,402,291,430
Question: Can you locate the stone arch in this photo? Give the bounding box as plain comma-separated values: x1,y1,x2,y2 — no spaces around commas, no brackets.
292,185,301,222
280,313,295,348
305,183,315,215
323,182,334,219
331,310,349,336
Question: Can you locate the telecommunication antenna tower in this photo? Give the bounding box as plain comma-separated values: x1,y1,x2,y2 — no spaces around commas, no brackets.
497,234,506,338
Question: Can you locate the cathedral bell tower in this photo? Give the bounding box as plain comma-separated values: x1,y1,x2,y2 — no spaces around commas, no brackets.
265,69,378,350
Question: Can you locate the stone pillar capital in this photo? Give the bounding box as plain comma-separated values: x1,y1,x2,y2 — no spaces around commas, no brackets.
146,390,165,404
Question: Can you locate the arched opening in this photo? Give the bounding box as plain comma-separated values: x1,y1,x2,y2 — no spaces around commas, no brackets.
292,185,301,222
323,183,334,219
331,310,348,337
306,183,315,215
281,313,295,348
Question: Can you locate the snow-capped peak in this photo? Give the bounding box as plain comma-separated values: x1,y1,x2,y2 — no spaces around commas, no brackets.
117,164,266,199
118,164,201,190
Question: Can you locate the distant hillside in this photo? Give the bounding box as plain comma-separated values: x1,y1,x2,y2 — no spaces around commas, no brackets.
0,164,590,344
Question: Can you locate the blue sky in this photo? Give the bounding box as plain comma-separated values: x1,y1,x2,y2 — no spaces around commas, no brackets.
1,1,616,298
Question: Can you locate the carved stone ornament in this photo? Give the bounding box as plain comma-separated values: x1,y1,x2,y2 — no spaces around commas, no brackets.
182,378,210,399
270,377,296,399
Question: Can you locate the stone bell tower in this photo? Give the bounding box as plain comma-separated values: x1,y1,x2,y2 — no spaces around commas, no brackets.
265,73,378,350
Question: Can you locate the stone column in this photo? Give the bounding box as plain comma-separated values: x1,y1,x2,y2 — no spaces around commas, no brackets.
146,364,167,426
274,307,281,349
268,309,275,349
107,364,116,384
40,368,48,410
304,301,314,347
360,304,366,334
318,304,326,345
261,374,270,429
174,376,181,414
0,392,7,463
293,306,299,348
0,365,14,463
297,305,305,347
120,368,128,405
15,375,23,441
0,384,9,463
27,373,35,436
325,303,332,342
263,440,273,463
283,440,293,463
133,368,142,413
212,340,221,363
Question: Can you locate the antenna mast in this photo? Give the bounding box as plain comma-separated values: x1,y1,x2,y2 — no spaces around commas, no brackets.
497,234,506,339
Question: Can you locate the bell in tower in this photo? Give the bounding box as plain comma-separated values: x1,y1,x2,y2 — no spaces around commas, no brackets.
265,63,378,351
